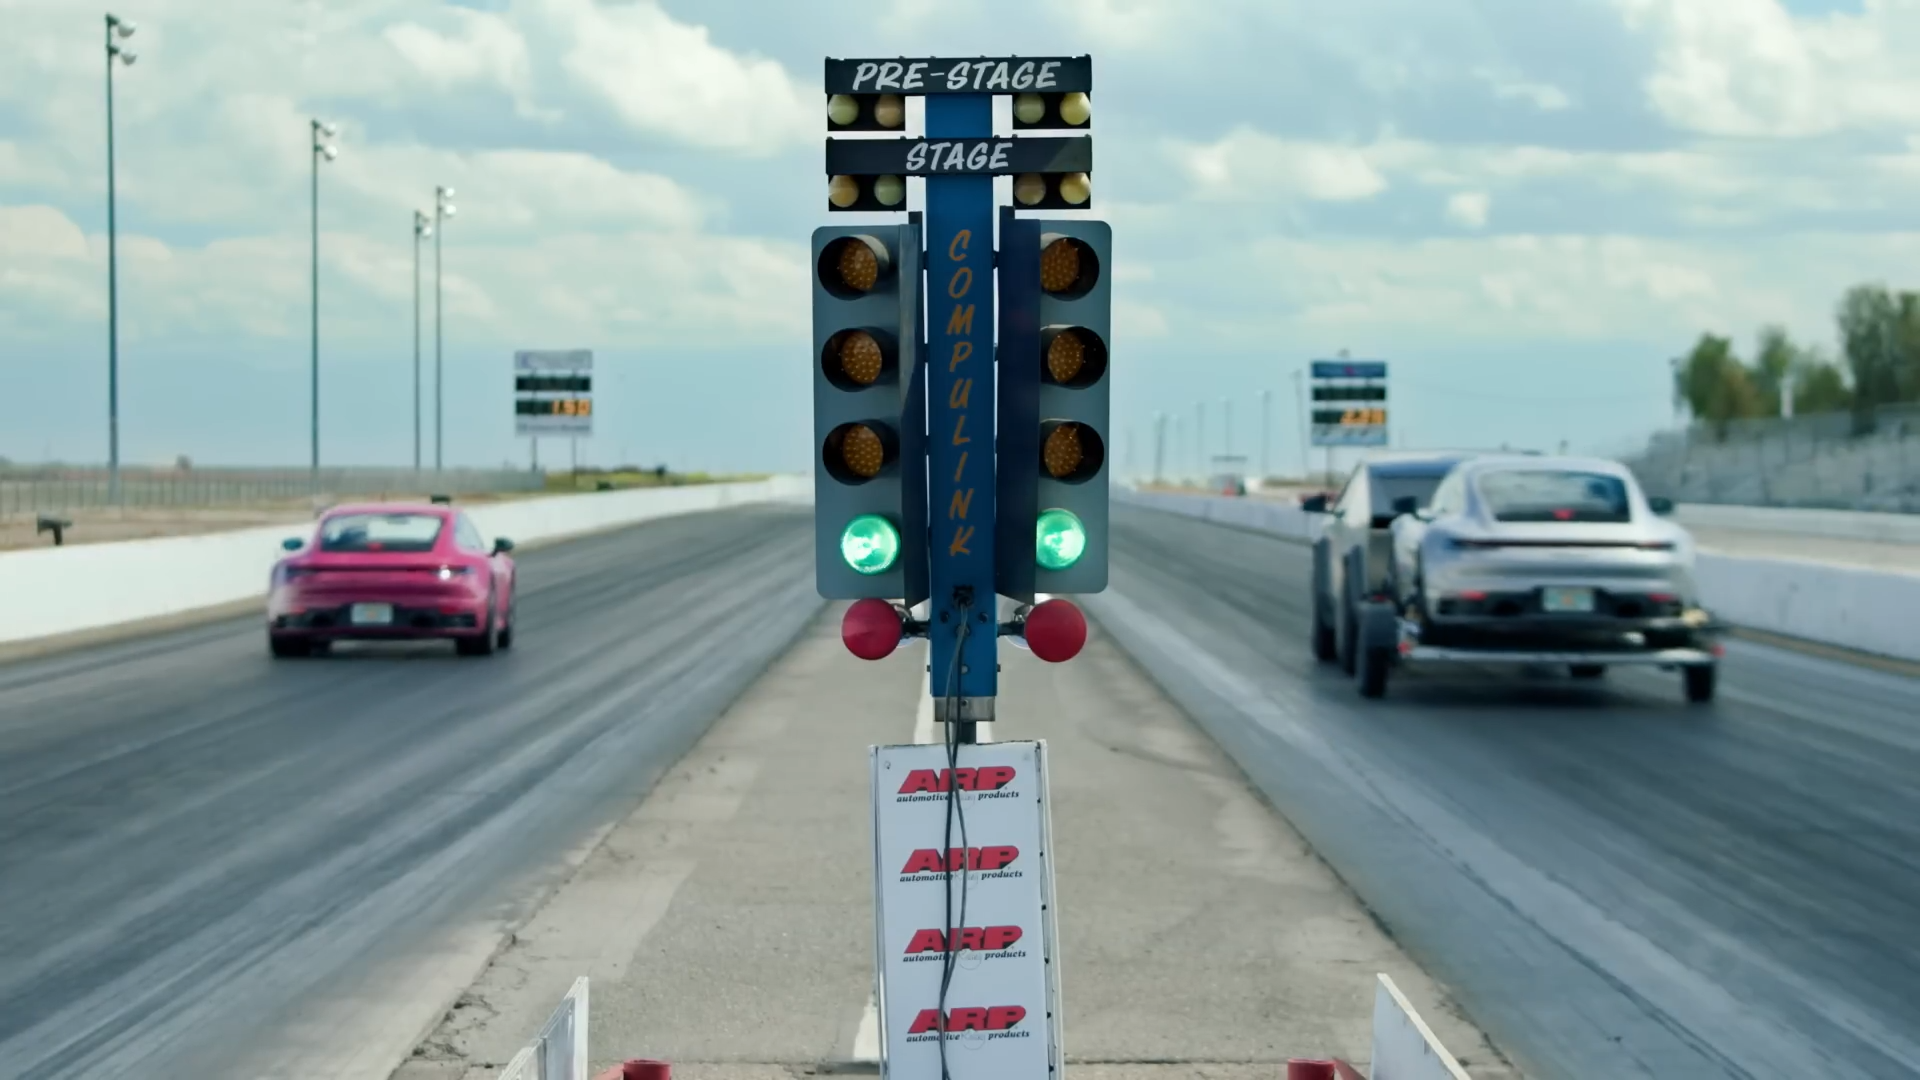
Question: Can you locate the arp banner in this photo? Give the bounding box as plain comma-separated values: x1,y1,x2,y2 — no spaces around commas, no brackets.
868,740,1062,1077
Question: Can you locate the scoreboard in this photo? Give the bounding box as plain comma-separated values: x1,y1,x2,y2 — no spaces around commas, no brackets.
513,350,593,436
1309,359,1387,447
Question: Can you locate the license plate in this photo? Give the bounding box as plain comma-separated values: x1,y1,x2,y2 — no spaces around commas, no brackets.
1541,587,1594,613
350,603,394,625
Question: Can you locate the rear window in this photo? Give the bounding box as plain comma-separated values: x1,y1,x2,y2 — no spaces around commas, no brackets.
1370,474,1444,517
1476,470,1630,523
318,512,446,553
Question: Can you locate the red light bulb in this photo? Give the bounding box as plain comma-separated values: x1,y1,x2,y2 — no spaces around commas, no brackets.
842,598,903,661
1024,598,1087,663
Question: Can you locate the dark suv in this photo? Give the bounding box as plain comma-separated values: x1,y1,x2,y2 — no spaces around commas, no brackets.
1304,453,1473,672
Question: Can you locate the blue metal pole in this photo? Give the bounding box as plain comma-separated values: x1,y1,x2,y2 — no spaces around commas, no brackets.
923,93,998,729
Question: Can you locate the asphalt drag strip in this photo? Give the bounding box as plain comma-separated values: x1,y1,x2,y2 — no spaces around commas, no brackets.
393,604,1515,1080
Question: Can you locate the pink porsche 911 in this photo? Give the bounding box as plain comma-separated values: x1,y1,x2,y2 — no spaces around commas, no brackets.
267,503,517,658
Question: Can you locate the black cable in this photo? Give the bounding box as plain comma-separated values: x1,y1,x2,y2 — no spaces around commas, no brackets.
935,596,973,1080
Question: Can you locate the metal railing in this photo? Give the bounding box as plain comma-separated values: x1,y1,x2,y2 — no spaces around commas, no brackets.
497,976,590,1080
0,465,545,520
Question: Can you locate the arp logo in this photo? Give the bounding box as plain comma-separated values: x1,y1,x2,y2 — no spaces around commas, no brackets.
898,766,1016,795
905,925,1024,954
907,1005,1027,1034
901,846,1020,874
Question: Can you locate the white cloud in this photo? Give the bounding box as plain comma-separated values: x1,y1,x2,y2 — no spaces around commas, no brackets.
1446,191,1490,229
384,10,556,121
1174,128,1389,203
1474,67,1573,111
1615,0,1920,137
549,0,814,154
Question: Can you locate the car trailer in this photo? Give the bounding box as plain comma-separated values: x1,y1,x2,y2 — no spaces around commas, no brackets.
1352,598,1729,703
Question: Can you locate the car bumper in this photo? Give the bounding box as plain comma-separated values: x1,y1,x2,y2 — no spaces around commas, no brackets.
270,602,488,637
1393,612,1726,666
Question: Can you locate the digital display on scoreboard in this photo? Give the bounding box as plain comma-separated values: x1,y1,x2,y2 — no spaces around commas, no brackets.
514,398,593,417
1312,407,1387,427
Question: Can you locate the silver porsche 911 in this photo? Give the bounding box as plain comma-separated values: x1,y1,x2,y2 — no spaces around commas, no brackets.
1354,454,1724,702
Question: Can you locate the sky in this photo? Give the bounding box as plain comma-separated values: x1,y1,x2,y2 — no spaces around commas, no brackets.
4,0,1919,477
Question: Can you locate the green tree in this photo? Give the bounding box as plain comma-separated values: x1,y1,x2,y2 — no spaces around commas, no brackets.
1832,283,1920,429
1791,355,1852,414
1672,333,1766,439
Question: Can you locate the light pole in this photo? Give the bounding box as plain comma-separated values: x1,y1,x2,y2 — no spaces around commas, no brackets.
412,210,431,471
310,118,338,490
1153,412,1167,484
104,13,136,504
1261,389,1272,480
1291,368,1310,481
433,185,456,471
1195,401,1205,478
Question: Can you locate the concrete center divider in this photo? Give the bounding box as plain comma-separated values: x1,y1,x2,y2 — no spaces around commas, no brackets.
1114,487,1920,666
0,476,812,648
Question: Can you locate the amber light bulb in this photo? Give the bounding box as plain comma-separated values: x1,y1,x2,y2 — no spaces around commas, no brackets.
1040,239,1081,293
843,424,886,479
838,242,879,292
1047,330,1086,385
838,332,884,385
1044,424,1085,479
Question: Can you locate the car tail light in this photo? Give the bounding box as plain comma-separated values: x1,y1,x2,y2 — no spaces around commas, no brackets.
436,565,473,581
1648,592,1677,603
1456,590,1486,601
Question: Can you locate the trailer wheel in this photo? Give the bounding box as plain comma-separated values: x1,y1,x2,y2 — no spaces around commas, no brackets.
1357,643,1390,699
1684,664,1716,704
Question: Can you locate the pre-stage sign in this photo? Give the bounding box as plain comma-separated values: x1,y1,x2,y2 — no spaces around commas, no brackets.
869,740,1063,1078
826,56,1091,95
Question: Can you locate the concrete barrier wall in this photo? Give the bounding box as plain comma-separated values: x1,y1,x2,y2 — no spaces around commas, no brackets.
1115,487,1920,664
0,477,811,647
1673,503,1920,543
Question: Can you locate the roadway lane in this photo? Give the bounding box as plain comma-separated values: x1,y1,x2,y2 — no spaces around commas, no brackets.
1089,504,1920,1080
0,504,820,1080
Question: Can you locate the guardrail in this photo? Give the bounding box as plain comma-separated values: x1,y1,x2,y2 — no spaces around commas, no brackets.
0,466,546,519
1115,486,1920,665
0,475,812,647
498,977,590,1080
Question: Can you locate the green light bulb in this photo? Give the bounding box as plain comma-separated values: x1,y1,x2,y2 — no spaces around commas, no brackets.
1035,508,1086,571
841,514,901,575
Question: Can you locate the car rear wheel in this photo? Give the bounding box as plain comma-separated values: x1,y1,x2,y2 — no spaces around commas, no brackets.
269,636,312,659
1337,596,1358,675
1356,643,1390,699
457,601,497,657
1684,664,1716,704
1569,664,1606,679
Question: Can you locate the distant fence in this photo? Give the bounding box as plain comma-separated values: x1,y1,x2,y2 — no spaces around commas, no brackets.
0,465,544,520
1624,404,1920,513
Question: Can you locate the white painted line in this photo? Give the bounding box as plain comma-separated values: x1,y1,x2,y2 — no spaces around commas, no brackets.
853,990,881,1062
